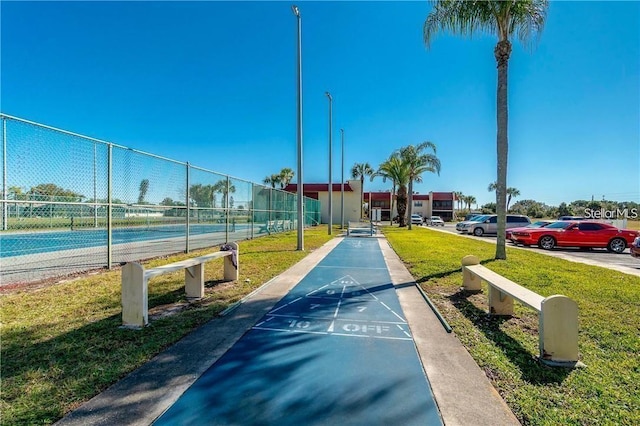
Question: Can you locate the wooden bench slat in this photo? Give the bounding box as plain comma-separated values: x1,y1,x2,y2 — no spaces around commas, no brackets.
465,264,544,311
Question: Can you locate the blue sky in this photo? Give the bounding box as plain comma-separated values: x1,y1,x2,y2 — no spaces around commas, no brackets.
2,1,638,207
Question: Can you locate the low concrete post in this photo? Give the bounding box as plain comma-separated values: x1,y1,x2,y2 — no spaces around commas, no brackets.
488,287,514,315
121,262,148,328
224,242,239,281
540,295,580,365
185,264,205,299
461,255,481,291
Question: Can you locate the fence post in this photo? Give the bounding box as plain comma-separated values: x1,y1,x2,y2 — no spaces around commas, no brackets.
185,162,190,253
2,116,7,231
107,144,113,269
225,176,230,243
250,184,254,240
93,142,98,228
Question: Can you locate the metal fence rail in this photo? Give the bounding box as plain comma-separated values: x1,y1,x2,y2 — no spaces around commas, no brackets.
0,113,320,286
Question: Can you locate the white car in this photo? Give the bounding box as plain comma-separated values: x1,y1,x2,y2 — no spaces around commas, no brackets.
410,214,423,225
428,216,445,226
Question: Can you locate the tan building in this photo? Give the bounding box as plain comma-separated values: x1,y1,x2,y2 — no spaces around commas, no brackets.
284,181,456,224
365,191,456,222
283,179,362,225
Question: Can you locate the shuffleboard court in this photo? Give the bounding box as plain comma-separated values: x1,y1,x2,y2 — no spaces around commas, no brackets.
154,237,442,425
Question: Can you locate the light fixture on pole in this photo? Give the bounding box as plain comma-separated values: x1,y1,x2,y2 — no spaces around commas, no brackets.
325,91,333,235
340,128,344,230
292,4,304,251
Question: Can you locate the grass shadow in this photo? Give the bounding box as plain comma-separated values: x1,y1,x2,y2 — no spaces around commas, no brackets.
448,289,573,385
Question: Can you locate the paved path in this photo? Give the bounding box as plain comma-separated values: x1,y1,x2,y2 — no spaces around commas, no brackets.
154,237,442,425
55,235,519,426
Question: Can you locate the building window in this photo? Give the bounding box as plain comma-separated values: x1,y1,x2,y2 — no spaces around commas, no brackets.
433,200,452,209
414,201,423,207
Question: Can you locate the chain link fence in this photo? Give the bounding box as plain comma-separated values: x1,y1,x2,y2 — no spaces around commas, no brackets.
0,114,320,286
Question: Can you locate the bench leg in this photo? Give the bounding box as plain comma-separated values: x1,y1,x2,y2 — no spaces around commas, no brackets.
224,248,239,281
461,255,481,291
121,263,148,328
185,264,205,299
540,295,580,364
488,287,514,315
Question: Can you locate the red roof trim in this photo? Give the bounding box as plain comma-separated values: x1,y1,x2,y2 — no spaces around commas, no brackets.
284,183,353,192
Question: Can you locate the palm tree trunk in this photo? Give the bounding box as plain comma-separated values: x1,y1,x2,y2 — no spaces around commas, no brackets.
407,180,414,230
360,176,365,220
397,185,408,227
495,39,511,260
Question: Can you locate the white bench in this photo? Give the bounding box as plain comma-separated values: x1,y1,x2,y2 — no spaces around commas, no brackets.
461,255,581,367
121,243,239,328
347,221,376,236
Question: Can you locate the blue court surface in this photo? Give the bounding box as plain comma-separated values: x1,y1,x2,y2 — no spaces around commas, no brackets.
0,224,249,257
153,238,443,425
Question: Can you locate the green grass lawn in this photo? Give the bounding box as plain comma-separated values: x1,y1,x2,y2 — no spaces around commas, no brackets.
2,225,639,425
383,226,640,425
0,228,334,426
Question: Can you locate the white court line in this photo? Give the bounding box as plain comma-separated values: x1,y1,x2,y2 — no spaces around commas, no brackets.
306,284,330,297
314,265,388,270
265,313,407,325
380,301,407,322
254,316,274,328
397,324,412,338
251,326,413,341
268,297,302,314
328,286,345,332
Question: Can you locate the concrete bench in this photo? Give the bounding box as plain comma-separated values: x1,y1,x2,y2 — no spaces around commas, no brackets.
347,221,376,236
461,255,581,367
122,243,239,328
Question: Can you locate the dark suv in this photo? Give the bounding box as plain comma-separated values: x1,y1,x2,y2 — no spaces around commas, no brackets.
465,214,531,236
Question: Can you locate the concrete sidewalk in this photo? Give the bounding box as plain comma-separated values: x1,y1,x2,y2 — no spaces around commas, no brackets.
56,236,519,426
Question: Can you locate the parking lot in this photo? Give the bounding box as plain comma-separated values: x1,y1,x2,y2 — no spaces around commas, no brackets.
422,223,640,276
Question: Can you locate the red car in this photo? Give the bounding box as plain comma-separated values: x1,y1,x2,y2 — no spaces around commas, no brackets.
631,237,640,259
510,221,639,253
506,220,554,242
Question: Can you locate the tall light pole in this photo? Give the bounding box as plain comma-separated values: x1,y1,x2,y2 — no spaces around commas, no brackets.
340,128,344,229
325,91,333,235
292,4,304,250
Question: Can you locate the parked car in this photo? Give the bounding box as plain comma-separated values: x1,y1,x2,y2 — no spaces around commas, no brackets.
630,237,640,258
410,214,423,225
464,213,483,221
427,216,445,226
458,214,531,236
510,221,639,253
456,215,489,233
506,220,554,242
558,216,586,221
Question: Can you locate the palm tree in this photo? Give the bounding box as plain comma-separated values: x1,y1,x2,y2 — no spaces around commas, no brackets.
213,180,236,209
351,162,374,220
424,0,549,259
138,179,150,204
263,174,281,189
506,187,520,211
453,191,464,212
278,168,295,189
488,182,521,211
464,195,476,211
398,142,441,230
374,154,410,227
